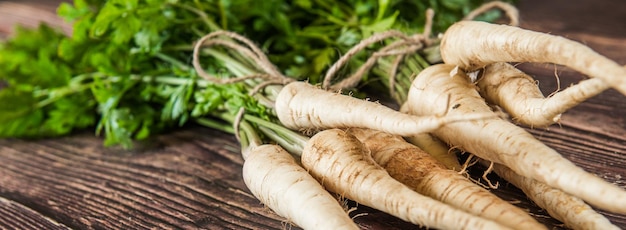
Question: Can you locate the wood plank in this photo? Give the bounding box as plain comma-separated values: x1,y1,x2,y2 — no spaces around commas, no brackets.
0,128,290,229
0,0,625,229
0,197,70,230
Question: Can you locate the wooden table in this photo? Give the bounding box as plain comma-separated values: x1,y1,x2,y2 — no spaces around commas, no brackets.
1,0,625,229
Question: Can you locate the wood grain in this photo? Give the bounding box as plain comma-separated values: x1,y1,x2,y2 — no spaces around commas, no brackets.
0,128,288,229
0,197,70,230
0,0,625,229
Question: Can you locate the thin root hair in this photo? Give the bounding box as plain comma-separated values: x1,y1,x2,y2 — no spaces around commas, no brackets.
546,64,562,98
482,161,500,189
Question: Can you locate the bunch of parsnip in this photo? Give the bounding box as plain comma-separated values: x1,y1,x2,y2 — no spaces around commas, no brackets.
186,3,626,230
189,11,626,229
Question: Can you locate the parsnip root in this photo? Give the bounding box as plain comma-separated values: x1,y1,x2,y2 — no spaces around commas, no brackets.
486,161,620,230
440,20,626,95
477,62,607,127
347,128,546,230
404,133,463,170
275,81,493,136
301,128,514,230
405,64,626,215
242,144,359,230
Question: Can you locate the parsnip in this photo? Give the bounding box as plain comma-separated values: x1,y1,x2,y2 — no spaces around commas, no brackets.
300,128,514,230
440,20,626,95
242,144,358,230
404,133,463,170
486,161,620,230
346,128,547,230
275,81,492,136
477,62,607,127
404,64,626,214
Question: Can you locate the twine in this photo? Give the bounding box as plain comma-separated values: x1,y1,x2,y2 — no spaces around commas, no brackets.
322,9,436,93
233,107,246,143
192,31,292,85
463,1,520,26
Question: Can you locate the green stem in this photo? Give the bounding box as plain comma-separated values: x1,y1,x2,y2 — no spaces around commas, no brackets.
257,126,306,156
244,115,308,153
202,49,269,91
195,117,235,134
375,0,390,21
34,73,103,108
171,3,221,31
372,51,436,105
163,44,194,52
217,112,263,149
210,111,264,160
421,43,442,64
154,52,191,71
204,49,257,76
217,0,228,29
34,73,213,109
412,51,434,69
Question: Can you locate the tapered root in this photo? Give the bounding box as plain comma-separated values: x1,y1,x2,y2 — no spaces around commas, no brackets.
405,64,626,215
440,20,626,95
243,145,359,230
275,81,494,136
486,161,620,230
346,128,547,230
301,129,514,230
477,62,608,127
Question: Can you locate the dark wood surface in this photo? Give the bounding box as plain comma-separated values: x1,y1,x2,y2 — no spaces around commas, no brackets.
0,0,625,229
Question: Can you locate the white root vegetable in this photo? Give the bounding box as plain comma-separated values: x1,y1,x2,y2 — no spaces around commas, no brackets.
242,144,359,230
477,62,607,127
404,64,626,215
275,81,492,136
346,128,546,230
301,128,514,230
485,161,620,230
404,133,463,170
440,20,626,95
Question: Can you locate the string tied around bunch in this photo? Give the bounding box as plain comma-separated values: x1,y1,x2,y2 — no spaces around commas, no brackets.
322,8,436,95
323,1,520,95
192,30,294,87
